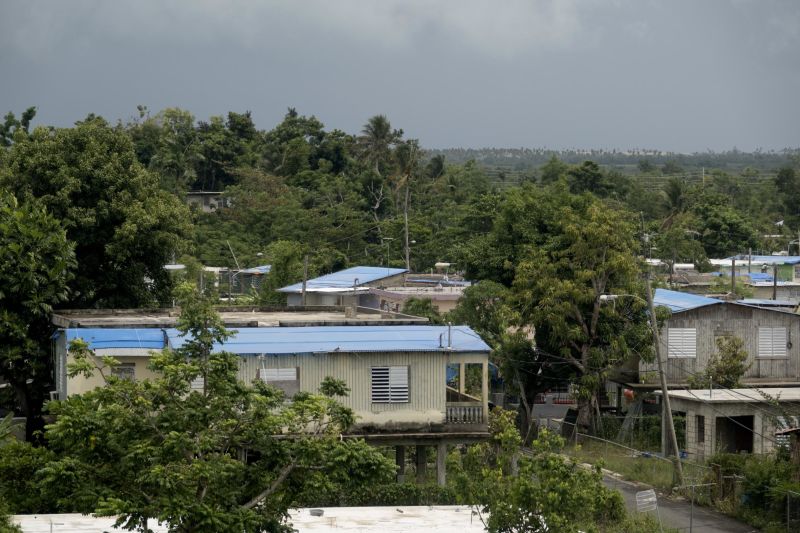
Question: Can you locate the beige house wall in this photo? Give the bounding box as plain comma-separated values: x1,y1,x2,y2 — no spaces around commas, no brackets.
65,352,160,396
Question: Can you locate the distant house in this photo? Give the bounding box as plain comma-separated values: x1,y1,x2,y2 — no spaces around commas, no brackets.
185,191,229,213
632,289,800,389
663,388,800,459
235,265,271,295
278,266,408,307
369,284,467,314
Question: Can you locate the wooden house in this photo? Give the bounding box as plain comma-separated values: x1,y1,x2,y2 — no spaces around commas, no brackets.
636,289,800,388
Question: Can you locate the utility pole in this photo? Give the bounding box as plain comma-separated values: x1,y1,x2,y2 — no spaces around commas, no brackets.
645,271,684,486
731,258,736,297
773,263,778,301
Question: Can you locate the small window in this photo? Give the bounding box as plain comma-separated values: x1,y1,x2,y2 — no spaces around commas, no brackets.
112,363,135,381
758,327,787,358
371,366,409,403
258,367,300,397
668,328,696,358
697,415,705,444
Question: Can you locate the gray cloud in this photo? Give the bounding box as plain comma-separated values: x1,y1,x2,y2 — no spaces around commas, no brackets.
1,0,798,152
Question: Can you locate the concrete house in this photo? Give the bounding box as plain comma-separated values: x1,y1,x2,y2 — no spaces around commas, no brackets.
185,191,229,213
664,388,800,459
278,266,408,307
635,289,800,388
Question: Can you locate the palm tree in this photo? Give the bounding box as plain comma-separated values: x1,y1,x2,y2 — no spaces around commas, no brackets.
359,115,402,177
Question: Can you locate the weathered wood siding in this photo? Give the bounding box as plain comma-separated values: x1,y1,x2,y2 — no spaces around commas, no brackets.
640,304,800,383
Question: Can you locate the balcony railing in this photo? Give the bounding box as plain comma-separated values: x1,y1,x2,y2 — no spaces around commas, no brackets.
446,402,484,424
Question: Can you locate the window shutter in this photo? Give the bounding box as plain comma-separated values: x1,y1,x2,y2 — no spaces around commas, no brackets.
371,366,409,403
190,376,204,390
759,327,787,357
258,368,298,381
668,328,696,358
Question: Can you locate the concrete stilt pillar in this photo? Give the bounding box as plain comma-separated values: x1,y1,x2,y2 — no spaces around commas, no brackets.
436,442,447,487
416,445,427,483
396,445,406,482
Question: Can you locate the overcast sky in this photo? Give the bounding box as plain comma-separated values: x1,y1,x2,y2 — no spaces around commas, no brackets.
1,0,798,152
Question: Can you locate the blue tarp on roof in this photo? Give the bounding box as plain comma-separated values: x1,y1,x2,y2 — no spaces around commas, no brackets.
653,289,722,313
747,272,773,281
278,266,408,293
166,325,490,354
240,265,271,275
65,329,165,350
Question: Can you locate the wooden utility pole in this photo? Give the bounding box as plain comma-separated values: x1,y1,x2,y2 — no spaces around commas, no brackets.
645,272,684,486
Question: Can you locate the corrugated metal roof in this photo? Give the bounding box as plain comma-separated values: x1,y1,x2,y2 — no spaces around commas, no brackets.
665,388,800,403
739,299,797,307
278,266,408,293
166,325,490,354
240,264,271,275
653,289,722,313
65,329,165,350
723,255,800,265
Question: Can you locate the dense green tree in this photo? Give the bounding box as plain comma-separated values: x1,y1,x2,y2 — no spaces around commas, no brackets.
511,195,653,432
1,117,192,307
566,160,607,195
0,107,36,147
0,192,75,439
538,155,568,184
359,114,402,178
692,193,758,257
43,284,394,532
257,240,307,304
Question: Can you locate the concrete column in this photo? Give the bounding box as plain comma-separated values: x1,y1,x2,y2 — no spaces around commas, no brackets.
436,442,447,487
396,445,406,482
458,363,465,395
416,445,427,483
754,412,764,454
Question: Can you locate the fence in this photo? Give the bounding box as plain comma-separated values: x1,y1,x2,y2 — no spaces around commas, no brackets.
541,417,800,531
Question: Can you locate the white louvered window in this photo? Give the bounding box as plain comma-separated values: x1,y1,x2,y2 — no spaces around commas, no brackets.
190,376,205,390
667,328,696,358
258,367,300,397
258,368,298,381
758,327,787,358
371,366,409,403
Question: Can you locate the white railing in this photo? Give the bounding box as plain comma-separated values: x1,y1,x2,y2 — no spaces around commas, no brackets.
446,402,484,424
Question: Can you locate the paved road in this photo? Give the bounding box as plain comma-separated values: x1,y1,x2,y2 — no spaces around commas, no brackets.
603,475,758,532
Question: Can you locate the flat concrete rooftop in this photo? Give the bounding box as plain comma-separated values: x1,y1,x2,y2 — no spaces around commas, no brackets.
13,507,484,532
52,306,428,328
664,387,800,403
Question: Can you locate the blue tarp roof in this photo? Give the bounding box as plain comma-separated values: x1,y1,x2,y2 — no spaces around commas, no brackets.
278,266,408,293
65,329,165,350
165,325,490,354
653,289,722,313
240,265,271,275
727,255,800,265
747,272,773,281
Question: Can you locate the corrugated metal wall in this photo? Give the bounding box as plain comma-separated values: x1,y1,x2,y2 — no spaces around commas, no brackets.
240,351,449,412
641,304,800,383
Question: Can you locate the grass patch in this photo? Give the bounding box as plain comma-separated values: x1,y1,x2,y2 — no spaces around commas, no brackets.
567,440,677,491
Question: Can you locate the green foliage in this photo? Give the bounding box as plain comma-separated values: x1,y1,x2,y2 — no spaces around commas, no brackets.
0,192,75,438
447,281,510,348
688,336,752,389
451,410,628,532
401,297,444,324
43,284,395,532
1,117,192,307
0,441,57,513
257,240,306,304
